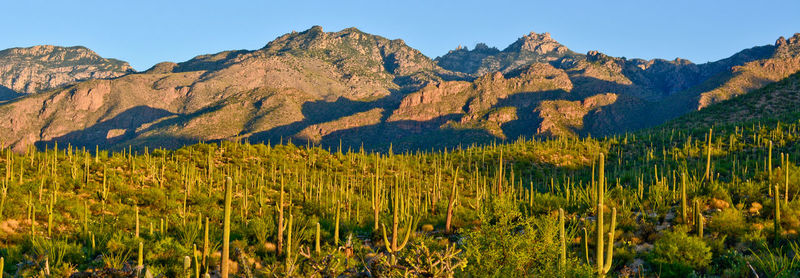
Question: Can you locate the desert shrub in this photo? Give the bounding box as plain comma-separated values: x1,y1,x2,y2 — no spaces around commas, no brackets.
711,249,749,277
462,196,592,277
248,216,276,246
781,199,800,231
709,208,748,238
146,237,191,276
648,228,712,277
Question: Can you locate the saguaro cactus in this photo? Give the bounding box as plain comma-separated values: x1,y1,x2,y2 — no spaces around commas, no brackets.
83,201,89,234
135,206,140,238
372,160,382,232
47,191,54,237
595,153,616,278
315,222,321,256
681,172,688,224
334,204,340,246
381,181,416,256
769,141,773,180
277,176,285,256
286,214,294,271
0,183,6,221
775,183,781,242
137,241,144,268
559,208,566,271
704,128,713,182
183,256,192,278
222,177,233,278
695,200,704,238
785,154,790,204
446,167,460,233
202,217,209,271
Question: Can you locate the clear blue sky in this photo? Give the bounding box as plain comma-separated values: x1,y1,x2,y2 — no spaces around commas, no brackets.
2,0,798,71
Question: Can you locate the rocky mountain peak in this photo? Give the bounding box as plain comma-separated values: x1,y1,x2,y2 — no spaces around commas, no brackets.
771,34,798,59
776,33,800,46
586,50,611,62
437,30,578,75
504,31,569,55
0,45,132,95
261,26,439,81
773,33,800,57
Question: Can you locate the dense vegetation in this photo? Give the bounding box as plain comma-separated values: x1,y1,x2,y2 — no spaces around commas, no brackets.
2,108,800,277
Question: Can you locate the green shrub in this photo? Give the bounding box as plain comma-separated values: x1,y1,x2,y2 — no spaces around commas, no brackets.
462,197,592,277
709,208,748,238
648,228,712,277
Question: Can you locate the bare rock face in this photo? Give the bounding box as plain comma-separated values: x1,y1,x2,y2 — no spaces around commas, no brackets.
0,45,133,94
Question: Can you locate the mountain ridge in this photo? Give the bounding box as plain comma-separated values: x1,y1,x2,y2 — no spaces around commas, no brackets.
0,45,132,97
0,27,798,152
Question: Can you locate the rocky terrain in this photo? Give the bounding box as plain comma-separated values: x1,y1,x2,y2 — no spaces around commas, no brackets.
0,27,798,152
0,45,132,99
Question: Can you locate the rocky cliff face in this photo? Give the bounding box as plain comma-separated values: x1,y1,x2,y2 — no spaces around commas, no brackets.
0,28,798,152
0,45,133,96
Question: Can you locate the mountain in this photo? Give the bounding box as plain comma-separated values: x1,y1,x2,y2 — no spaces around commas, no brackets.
0,27,798,152
661,71,800,131
0,45,133,99
0,26,456,151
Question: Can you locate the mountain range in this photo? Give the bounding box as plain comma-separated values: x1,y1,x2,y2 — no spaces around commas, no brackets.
0,26,798,152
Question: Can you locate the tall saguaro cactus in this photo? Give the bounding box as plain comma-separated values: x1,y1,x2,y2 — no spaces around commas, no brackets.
775,183,781,242
315,222,321,256
202,217,209,272
0,183,6,221
277,176,285,256
704,128,713,182
334,204,340,246
446,167,460,233
595,153,616,277
286,214,294,271
769,141,773,181
559,208,566,271
372,159,382,232
137,241,144,268
221,177,233,278
785,154,790,204
695,200,704,238
681,172,688,224
381,181,415,256
135,206,140,238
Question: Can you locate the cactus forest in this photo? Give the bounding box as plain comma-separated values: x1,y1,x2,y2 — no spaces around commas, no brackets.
0,116,799,277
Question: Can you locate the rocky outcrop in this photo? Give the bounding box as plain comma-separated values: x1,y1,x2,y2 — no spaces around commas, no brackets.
505,32,570,56
435,31,579,75
535,93,618,137
434,43,501,75
0,45,132,94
